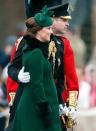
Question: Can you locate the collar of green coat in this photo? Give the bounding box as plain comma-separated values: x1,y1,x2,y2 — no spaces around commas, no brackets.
23,36,49,58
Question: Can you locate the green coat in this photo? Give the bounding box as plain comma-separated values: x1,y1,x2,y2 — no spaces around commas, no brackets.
12,48,61,131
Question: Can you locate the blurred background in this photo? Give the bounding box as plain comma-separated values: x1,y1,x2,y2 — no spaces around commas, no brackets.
0,0,96,131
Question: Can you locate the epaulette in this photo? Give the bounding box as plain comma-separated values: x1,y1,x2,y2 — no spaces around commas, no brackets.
60,36,68,40
60,36,71,46
15,37,23,51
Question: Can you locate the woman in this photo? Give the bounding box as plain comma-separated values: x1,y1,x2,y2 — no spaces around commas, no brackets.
12,7,61,131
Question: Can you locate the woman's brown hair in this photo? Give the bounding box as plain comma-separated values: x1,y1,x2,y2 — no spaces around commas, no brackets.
24,17,42,38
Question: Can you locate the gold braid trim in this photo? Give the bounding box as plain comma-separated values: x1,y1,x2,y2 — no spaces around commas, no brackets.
48,41,57,59
69,91,78,107
9,92,16,106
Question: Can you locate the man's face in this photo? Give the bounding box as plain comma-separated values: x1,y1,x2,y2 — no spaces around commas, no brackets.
52,17,69,34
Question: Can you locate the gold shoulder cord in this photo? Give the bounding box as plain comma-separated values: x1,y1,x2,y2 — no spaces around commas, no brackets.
48,41,57,74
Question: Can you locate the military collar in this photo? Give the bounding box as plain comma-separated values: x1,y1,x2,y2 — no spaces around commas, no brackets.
51,35,63,45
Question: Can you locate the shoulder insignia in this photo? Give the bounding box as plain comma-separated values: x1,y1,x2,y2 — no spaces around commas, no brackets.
15,37,23,51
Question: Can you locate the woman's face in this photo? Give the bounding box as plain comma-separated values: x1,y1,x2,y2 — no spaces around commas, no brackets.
36,26,53,42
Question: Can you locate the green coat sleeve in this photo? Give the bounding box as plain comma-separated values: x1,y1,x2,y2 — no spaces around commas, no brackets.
28,49,47,104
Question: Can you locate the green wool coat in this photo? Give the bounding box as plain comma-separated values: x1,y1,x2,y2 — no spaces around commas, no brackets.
12,48,61,131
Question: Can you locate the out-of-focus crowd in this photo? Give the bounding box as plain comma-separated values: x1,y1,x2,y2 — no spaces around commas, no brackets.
0,22,25,131
77,63,96,109
0,35,16,131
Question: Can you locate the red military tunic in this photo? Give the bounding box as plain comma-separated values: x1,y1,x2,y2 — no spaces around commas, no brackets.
6,37,23,105
60,36,79,103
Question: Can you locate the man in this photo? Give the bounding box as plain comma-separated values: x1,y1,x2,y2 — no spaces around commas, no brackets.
51,3,79,106
7,1,79,131
49,3,79,130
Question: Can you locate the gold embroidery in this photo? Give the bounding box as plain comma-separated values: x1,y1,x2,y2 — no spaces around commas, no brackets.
69,91,78,107
9,92,16,106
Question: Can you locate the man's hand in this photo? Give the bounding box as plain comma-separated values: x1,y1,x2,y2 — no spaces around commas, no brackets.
18,66,30,83
68,106,77,121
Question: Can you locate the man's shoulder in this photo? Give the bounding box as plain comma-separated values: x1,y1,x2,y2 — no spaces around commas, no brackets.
60,36,70,43
60,36,72,48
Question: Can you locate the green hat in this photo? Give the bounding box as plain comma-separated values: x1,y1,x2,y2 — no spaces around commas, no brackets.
34,6,53,27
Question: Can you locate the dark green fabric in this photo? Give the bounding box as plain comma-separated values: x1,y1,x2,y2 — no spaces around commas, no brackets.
34,13,53,27
12,48,61,131
34,6,53,27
